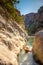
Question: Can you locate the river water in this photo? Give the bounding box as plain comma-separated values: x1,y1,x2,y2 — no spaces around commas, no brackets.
18,38,39,65
18,52,39,65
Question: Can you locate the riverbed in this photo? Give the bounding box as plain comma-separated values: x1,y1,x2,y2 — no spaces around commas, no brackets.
18,52,39,65
18,38,39,65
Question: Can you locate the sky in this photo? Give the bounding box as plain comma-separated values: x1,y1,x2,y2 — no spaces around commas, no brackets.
17,0,43,15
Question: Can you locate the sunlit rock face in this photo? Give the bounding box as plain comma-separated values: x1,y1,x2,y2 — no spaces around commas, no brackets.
0,7,26,65
32,30,43,64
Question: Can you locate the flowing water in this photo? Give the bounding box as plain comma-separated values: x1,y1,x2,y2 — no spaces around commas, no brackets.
18,38,39,65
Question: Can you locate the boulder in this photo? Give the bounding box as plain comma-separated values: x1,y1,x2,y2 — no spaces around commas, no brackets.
32,30,43,64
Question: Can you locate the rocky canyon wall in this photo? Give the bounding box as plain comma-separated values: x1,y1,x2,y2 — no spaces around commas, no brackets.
0,6,26,65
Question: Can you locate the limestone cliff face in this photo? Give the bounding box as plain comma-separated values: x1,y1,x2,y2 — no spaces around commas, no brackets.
0,6,26,65
32,30,43,64
23,6,43,35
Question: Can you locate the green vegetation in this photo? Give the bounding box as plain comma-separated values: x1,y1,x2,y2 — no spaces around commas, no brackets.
25,6,43,35
27,23,37,35
27,21,43,35
27,37,34,46
0,0,24,24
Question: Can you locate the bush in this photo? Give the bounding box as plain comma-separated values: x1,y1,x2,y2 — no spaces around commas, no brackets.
0,0,23,24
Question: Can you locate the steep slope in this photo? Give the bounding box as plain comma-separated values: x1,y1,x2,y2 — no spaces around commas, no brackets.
0,6,27,65
24,6,43,35
23,13,35,29
0,0,25,29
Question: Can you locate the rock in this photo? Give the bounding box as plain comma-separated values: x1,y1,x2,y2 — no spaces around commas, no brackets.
23,46,29,53
23,45,32,53
32,30,43,64
23,6,43,35
0,6,27,65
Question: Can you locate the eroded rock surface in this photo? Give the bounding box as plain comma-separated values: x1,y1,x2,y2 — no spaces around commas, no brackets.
32,30,43,64
0,6,26,65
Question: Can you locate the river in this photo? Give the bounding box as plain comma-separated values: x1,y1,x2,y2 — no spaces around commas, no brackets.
18,38,39,65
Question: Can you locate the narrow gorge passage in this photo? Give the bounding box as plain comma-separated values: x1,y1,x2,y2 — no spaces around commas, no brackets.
18,37,39,65
18,52,39,65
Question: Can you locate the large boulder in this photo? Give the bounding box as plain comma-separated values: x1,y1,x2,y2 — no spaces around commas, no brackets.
32,30,43,64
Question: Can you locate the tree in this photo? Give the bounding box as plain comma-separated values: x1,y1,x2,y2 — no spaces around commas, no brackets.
0,0,24,24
